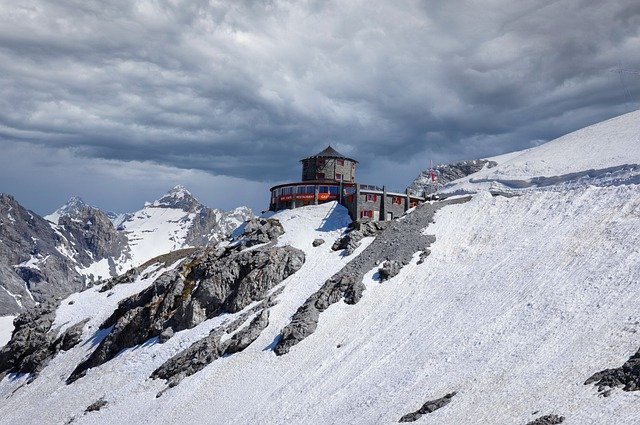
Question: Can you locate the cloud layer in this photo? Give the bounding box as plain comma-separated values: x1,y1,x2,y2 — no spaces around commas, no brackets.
1,0,639,212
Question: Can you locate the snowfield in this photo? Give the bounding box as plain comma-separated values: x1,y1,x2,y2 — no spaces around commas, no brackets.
1,111,640,424
444,110,640,195
0,316,14,348
118,206,197,270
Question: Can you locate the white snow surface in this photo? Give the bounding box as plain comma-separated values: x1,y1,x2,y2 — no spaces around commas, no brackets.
0,316,15,348
442,110,640,195
1,113,640,424
117,206,196,271
485,110,640,179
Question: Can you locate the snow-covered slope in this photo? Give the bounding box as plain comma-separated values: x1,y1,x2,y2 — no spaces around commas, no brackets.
485,110,640,180
115,186,253,271
0,316,14,348
439,110,640,195
1,112,639,424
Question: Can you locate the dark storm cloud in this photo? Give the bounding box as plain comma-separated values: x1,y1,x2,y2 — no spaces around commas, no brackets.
1,0,639,211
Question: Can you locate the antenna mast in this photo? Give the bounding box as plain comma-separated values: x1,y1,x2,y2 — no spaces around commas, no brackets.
428,160,437,195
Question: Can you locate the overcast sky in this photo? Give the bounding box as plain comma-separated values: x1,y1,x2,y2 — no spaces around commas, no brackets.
1,0,639,215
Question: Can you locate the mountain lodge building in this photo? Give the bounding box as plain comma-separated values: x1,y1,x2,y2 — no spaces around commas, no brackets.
269,146,425,222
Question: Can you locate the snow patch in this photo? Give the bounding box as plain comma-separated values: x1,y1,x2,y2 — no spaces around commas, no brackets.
0,316,15,348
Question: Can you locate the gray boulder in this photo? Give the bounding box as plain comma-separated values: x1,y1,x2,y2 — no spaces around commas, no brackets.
331,221,389,255
378,260,404,281
236,218,285,247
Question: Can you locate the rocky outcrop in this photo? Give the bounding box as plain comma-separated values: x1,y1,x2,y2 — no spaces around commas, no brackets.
378,260,404,281
152,307,271,390
312,238,325,247
85,398,108,413
331,221,389,255
275,197,470,355
98,248,198,293
0,301,87,381
526,414,565,425
67,238,304,383
408,159,498,194
398,392,457,422
235,217,285,248
585,347,640,393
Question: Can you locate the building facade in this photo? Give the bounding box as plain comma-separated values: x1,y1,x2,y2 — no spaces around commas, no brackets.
269,146,425,222
300,146,357,182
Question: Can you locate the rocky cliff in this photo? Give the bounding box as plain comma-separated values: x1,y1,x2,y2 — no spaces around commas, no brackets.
0,187,253,315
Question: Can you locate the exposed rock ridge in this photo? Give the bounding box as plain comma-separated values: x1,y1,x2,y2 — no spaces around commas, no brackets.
526,414,565,425
152,306,272,392
274,197,470,355
398,392,457,422
585,347,640,393
0,301,87,381
56,204,129,272
98,248,198,293
67,219,303,383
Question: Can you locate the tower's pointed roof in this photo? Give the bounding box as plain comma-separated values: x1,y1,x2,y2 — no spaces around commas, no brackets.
302,145,358,163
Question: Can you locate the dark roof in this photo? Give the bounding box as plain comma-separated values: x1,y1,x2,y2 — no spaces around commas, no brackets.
302,145,358,163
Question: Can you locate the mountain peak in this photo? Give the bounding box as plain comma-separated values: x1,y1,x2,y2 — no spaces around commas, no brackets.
167,185,192,198
148,186,201,212
64,196,87,208
45,196,91,224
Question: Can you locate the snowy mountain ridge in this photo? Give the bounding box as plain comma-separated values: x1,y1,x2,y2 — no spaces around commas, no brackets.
0,111,639,424
410,110,640,196
0,187,253,316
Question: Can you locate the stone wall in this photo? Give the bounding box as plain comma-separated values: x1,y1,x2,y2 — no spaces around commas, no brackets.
301,157,356,182
343,187,423,222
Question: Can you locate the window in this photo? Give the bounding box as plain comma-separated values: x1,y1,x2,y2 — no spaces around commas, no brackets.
335,173,343,181
360,210,373,219
306,185,315,194
337,159,344,166
316,173,325,180
297,186,306,194
366,194,378,202
319,186,329,194
393,196,403,205
329,186,339,195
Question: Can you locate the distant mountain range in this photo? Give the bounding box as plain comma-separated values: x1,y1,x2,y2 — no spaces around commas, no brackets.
0,186,253,315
